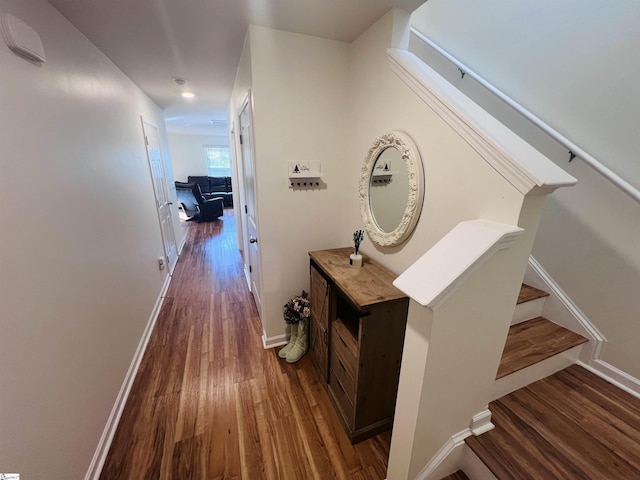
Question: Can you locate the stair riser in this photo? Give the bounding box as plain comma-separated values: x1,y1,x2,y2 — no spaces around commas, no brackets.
512,297,545,325
459,444,498,480
491,344,583,401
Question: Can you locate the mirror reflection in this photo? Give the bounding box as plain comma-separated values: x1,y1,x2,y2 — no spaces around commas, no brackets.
359,130,424,247
369,147,410,233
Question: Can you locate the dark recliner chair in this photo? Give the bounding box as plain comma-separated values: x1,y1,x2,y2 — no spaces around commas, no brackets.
174,181,223,222
175,181,199,218
188,175,233,207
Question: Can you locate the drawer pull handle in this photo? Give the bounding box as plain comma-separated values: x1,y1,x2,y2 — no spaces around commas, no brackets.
340,336,347,347
337,378,346,394
324,329,328,345
339,359,346,371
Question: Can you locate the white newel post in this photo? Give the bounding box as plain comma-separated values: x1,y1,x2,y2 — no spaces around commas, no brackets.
387,220,525,480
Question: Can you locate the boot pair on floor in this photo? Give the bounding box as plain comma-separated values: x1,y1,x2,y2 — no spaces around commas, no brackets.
278,318,308,363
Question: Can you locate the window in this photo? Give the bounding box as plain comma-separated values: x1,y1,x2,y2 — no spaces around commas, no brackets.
204,146,232,177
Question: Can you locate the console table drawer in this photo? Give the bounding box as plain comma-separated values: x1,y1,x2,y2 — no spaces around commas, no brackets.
332,318,357,364
329,367,354,429
330,343,356,401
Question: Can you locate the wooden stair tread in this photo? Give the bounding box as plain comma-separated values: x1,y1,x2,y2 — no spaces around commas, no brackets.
517,283,549,304
467,365,640,479
496,317,587,379
440,470,470,480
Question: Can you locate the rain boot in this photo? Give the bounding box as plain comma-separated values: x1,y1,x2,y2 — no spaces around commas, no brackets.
286,318,308,363
278,322,298,359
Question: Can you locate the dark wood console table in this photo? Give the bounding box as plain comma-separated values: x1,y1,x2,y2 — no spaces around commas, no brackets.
308,248,409,443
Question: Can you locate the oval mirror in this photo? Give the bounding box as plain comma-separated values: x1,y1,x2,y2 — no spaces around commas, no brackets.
359,131,424,247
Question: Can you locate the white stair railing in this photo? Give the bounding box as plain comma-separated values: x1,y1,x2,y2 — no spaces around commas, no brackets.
411,28,640,205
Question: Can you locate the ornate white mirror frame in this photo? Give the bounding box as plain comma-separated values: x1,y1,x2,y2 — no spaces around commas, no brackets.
359,131,425,247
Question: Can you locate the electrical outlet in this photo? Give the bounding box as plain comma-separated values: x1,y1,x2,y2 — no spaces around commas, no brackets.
158,257,165,271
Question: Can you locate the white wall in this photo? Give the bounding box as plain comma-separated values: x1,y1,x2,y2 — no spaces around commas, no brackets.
411,1,640,379
412,0,640,189
342,14,525,272
168,133,229,181
0,1,181,478
231,26,351,342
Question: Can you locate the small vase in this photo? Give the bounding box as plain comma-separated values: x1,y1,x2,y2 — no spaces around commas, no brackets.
349,253,362,268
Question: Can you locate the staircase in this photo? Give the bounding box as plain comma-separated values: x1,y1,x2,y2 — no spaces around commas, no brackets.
442,284,640,479
441,471,470,480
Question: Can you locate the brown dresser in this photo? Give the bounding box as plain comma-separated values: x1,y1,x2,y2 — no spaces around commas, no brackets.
308,248,409,443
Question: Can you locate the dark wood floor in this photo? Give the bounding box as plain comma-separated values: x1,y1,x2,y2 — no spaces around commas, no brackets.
99,211,390,479
467,364,640,479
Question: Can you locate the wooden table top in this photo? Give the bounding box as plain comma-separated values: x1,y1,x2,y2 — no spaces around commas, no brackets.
309,247,407,311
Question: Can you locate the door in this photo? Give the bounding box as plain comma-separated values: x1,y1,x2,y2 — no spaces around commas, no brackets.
238,95,262,315
142,119,178,273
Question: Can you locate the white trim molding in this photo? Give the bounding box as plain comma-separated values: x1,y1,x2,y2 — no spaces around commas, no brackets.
387,48,576,198
394,219,523,310
262,332,288,350
414,428,471,480
177,232,187,256
526,256,606,361
85,272,172,480
581,360,640,401
470,408,494,435
525,256,640,399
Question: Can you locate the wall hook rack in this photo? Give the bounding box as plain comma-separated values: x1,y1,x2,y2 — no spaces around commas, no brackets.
458,67,466,79
569,151,577,162
288,161,323,188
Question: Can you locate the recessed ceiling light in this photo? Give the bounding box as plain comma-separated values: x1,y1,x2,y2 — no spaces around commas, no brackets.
181,91,195,98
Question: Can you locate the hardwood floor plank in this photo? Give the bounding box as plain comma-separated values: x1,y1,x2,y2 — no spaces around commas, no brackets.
235,380,269,479
467,365,640,479
496,316,588,379
99,210,390,479
517,284,549,304
503,389,637,478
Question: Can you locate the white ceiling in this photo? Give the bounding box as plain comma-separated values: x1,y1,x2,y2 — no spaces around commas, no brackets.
48,0,425,136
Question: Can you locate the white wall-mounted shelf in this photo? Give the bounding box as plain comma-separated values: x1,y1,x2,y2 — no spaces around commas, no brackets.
288,162,323,188
288,161,322,178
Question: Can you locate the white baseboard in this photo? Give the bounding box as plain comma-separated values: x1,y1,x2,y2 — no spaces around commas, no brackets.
243,264,251,291
526,256,640,398
262,332,288,350
415,428,471,480
526,256,606,361
84,272,172,480
177,233,186,256
579,359,640,400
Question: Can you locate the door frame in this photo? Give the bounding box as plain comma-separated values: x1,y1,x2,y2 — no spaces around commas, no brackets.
236,91,263,319
141,117,178,274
